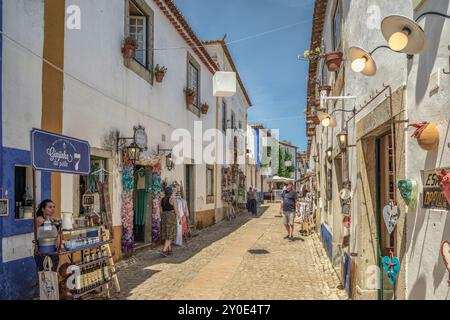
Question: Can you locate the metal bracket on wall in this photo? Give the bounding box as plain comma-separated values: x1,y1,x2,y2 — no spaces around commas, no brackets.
444,45,450,75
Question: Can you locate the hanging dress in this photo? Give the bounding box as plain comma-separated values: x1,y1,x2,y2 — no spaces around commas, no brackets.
174,198,184,246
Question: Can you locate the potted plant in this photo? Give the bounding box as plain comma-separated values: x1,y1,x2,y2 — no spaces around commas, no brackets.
122,36,138,59
154,64,167,83
200,102,209,115
184,88,196,105
324,51,344,72
318,85,332,96
302,47,322,61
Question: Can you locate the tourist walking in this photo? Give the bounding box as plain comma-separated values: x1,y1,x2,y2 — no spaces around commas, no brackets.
160,187,179,257
280,182,297,241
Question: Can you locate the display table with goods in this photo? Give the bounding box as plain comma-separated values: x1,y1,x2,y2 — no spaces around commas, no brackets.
35,218,120,300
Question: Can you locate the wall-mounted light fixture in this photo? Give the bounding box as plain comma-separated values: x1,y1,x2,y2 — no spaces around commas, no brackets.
157,145,175,171
326,147,333,163
318,107,356,128
336,129,356,151
381,12,450,54
116,126,147,164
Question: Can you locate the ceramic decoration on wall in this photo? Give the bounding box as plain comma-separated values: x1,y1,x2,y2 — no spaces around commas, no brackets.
382,255,400,285
397,179,417,207
339,188,351,200
436,169,450,205
383,203,400,234
410,122,439,151
440,240,450,284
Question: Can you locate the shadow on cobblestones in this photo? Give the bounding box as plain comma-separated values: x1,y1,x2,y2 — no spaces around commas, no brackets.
112,206,270,299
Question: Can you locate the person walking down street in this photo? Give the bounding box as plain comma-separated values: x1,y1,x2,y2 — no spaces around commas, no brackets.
248,187,258,217
246,187,253,213
280,182,297,241
160,187,179,257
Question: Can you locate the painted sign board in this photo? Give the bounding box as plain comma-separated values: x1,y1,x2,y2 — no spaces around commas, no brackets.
421,168,450,210
31,129,91,175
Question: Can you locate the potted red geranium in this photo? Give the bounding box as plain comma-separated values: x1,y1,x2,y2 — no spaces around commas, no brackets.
154,64,167,83
184,88,196,105
200,102,209,115
324,51,343,72
122,36,138,59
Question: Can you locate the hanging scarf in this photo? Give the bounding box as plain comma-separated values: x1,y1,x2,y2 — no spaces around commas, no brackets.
120,156,135,254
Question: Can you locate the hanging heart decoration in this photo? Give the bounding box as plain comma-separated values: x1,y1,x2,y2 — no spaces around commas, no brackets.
382,256,401,285
436,170,450,205
383,204,400,234
397,179,417,207
440,241,450,273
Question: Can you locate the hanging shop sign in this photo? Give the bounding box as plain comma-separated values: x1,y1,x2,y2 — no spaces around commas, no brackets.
421,168,450,210
382,255,400,285
383,202,399,234
31,128,91,175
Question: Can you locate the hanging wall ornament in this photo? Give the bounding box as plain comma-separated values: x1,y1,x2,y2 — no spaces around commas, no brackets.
339,188,352,200
410,122,440,151
397,179,418,207
383,202,400,234
440,240,450,284
382,255,401,285
436,169,450,205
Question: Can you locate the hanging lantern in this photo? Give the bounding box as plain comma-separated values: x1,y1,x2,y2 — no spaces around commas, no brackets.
410,122,439,151
166,153,175,171
126,142,141,162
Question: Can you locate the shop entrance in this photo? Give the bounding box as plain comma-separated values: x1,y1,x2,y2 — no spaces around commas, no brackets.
134,166,152,244
376,133,395,300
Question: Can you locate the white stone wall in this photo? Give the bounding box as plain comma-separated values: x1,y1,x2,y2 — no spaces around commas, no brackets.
405,0,450,300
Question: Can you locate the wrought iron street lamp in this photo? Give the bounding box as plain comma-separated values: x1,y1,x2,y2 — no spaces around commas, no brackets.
336,129,356,151
157,145,175,171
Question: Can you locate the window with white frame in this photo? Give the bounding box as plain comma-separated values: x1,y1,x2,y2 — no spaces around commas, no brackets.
127,0,153,71
187,53,200,108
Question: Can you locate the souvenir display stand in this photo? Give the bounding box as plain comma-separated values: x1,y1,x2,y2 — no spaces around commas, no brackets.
30,129,119,300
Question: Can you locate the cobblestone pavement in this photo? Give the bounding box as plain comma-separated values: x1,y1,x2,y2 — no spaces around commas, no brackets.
108,203,347,300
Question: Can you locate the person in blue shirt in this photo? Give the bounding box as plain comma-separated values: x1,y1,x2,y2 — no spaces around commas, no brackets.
280,182,297,241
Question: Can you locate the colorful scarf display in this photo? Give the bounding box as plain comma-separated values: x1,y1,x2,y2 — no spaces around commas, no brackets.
151,159,162,242
121,154,135,254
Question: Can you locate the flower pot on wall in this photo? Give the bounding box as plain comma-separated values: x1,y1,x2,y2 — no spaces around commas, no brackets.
319,85,332,96
155,72,165,83
437,170,450,205
410,122,439,151
186,95,195,105
324,51,343,72
200,104,209,115
122,43,137,59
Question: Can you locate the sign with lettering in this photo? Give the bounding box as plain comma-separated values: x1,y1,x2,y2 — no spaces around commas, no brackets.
422,168,450,210
31,129,91,175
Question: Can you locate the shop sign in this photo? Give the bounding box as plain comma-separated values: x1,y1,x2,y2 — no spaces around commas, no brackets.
0,199,8,217
31,128,91,175
422,168,450,210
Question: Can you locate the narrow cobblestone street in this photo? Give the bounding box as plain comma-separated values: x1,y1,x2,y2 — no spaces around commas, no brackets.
110,203,347,300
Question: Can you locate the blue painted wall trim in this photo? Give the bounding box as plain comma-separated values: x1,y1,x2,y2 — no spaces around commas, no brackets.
321,223,333,261
0,0,4,299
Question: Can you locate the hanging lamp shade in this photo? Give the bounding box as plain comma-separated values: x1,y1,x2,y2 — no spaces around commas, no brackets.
317,112,337,128
348,46,377,76
213,71,236,97
381,15,426,54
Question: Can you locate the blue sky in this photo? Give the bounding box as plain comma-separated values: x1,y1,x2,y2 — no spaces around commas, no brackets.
174,0,313,151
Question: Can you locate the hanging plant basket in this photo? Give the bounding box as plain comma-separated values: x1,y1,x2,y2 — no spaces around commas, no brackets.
200,103,209,115
314,98,321,108
122,36,138,59
324,51,343,72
